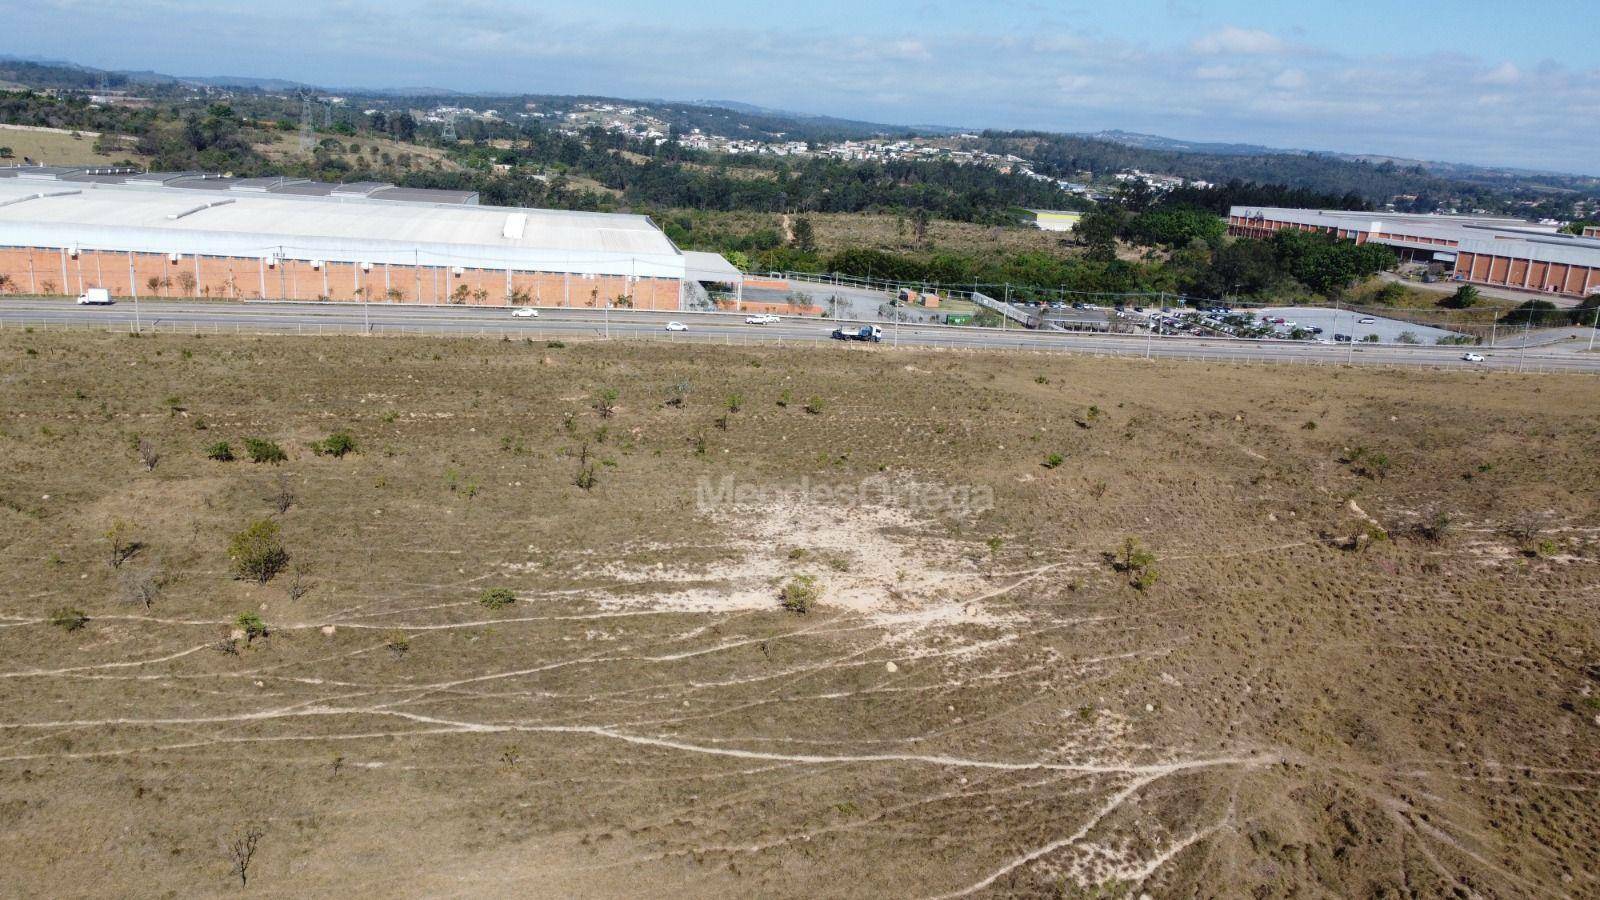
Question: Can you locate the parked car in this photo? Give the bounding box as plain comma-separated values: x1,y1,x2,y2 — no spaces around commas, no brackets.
1461,352,1485,362
744,314,780,325
1333,333,1353,343
665,321,688,332
1358,317,1376,325
76,288,113,305
510,307,539,318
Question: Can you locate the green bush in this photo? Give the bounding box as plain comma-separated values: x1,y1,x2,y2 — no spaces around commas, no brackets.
804,396,826,415
1042,453,1064,469
234,612,268,641
779,575,819,613
228,519,289,583
243,437,286,464
205,441,235,462
50,607,88,631
312,431,357,458
479,587,517,609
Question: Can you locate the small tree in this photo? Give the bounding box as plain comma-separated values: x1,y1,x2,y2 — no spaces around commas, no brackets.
228,519,289,583
593,388,618,419
175,271,197,295
1444,284,1481,309
225,825,263,887
1113,538,1159,590
119,567,162,610
106,519,139,568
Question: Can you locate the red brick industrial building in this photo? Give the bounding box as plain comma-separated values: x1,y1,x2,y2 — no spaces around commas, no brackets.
1228,207,1600,299
0,166,744,308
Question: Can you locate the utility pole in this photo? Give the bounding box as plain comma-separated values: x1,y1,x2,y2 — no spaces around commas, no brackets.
1589,301,1599,352
299,94,315,153
1517,311,1531,373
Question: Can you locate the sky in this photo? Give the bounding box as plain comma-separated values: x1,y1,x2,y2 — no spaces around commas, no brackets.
7,0,1599,174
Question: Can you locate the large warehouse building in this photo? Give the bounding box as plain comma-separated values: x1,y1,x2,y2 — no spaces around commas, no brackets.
1228,206,1600,299
0,165,744,309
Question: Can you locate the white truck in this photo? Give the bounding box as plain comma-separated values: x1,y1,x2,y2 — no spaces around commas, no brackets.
76,288,113,305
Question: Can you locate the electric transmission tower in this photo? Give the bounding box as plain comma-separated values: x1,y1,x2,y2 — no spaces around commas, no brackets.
323,100,333,128
441,112,458,143
299,94,316,153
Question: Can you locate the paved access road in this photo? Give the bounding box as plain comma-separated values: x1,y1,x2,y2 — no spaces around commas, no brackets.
3,298,1597,373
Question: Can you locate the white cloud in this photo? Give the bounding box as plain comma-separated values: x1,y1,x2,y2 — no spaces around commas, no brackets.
1271,69,1308,90
1476,62,1521,85
1191,26,1286,56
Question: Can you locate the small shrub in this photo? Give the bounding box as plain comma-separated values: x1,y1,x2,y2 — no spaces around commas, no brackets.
205,441,235,462
665,378,693,408
803,396,825,415
311,431,357,458
1343,446,1390,480
136,437,160,471
1042,453,1064,469
777,389,792,408
574,462,598,491
50,607,88,631
546,340,565,349
593,388,618,419
779,575,819,614
265,473,295,514
228,519,289,583
385,631,410,658
235,612,268,641
986,536,1004,554
479,587,517,610
105,518,140,569
725,393,743,413
243,437,287,464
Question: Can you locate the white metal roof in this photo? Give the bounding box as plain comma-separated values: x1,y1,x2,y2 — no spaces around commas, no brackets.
0,178,731,281
1231,206,1600,267
682,250,744,284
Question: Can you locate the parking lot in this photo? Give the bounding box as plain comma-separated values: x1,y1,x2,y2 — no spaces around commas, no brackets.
1255,307,1467,344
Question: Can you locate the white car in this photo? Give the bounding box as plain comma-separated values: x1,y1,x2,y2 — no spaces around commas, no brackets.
511,307,539,318
744,314,780,325
1461,352,1485,362
1358,317,1376,325
665,321,688,332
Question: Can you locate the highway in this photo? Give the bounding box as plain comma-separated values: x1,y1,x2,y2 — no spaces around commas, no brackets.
3,298,1597,373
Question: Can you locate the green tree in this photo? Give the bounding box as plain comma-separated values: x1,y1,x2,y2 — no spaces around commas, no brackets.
791,216,816,253
1443,284,1480,308
228,519,289,583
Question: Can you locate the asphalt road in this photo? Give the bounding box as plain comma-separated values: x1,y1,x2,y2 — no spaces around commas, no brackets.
3,298,1597,373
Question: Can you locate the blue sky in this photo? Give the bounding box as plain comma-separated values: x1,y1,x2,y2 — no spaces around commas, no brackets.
8,0,1599,173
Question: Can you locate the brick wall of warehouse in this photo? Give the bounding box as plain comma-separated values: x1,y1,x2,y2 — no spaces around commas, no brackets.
0,246,684,310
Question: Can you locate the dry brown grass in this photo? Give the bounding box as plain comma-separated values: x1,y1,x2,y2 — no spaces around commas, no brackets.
0,124,150,166
0,331,1596,897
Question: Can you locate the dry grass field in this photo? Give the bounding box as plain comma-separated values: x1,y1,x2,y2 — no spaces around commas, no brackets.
1,331,1597,897
0,124,150,167
680,210,1076,257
